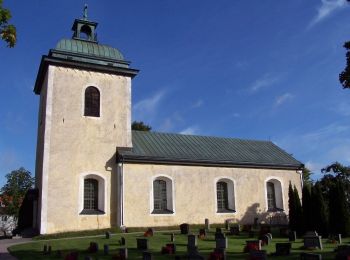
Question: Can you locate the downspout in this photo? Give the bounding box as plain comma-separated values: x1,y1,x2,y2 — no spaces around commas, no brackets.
119,156,124,227
297,169,303,189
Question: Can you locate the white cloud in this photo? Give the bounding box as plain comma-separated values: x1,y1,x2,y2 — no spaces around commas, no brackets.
191,99,204,109
309,0,347,28
249,74,280,93
133,90,165,121
180,126,200,135
275,93,294,106
302,123,349,141
332,101,350,116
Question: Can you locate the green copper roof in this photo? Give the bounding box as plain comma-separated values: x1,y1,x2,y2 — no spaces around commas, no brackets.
118,131,303,169
55,38,124,61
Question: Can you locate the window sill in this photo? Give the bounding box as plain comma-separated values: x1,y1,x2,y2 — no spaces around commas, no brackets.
267,208,284,213
80,209,105,215
151,209,174,215
217,209,236,214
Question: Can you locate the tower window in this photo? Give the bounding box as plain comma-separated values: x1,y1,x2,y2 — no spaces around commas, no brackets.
84,86,100,117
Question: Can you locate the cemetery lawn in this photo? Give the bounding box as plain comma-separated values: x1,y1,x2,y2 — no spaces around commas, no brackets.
9,231,350,260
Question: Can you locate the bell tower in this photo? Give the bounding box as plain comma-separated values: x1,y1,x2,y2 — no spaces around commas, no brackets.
33,7,138,234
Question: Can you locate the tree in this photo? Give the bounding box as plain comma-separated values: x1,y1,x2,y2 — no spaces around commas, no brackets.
0,167,34,217
311,183,328,236
0,0,16,47
131,121,152,131
302,167,313,186
302,185,313,232
294,185,303,235
328,180,350,236
288,182,297,231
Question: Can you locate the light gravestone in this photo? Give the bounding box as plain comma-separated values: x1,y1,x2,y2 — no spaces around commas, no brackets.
303,234,323,250
289,231,296,242
170,233,175,242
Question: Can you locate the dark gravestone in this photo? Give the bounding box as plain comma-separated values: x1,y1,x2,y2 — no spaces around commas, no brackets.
210,248,226,260
88,242,98,253
120,237,126,246
105,231,111,239
300,253,322,260
198,228,206,239
230,226,240,235
335,245,350,260
249,250,267,260
119,248,128,259
216,227,222,234
288,231,296,242
215,232,225,240
259,234,270,246
142,251,153,260
170,233,175,242
245,240,262,252
43,244,47,255
161,243,176,254
103,244,109,255
216,237,228,249
137,238,149,250
180,223,190,234
144,228,154,237
48,246,52,255
205,218,210,231
65,252,79,260
188,234,197,248
304,235,323,250
225,220,230,230
275,242,291,256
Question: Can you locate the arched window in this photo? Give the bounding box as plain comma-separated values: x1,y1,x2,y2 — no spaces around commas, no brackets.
267,182,276,210
216,178,236,213
152,177,174,214
84,86,100,117
266,179,284,211
84,178,98,211
80,175,105,215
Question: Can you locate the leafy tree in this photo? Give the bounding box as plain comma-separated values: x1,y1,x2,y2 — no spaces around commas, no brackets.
288,182,297,231
302,185,313,232
294,185,303,235
131,121,152,131
0,167,34,217
339,41,350,89
0,0,16,47
311,183,328,236
302,167,313,186
328,180,350,236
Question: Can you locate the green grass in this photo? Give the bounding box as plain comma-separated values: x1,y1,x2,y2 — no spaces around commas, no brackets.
9,230,349,260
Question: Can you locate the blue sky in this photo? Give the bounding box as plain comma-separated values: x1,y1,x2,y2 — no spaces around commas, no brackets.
0,0,350,185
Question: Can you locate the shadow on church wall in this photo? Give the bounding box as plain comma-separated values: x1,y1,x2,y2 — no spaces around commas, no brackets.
104,151,118,228
239,203,288,226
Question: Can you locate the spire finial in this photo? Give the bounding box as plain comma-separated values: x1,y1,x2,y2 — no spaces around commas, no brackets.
83,4,88,20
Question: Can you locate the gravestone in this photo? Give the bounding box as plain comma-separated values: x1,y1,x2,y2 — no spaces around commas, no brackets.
275,243,291,256
84,257,92,260
103,244,109,255
188,234,197,248
305,231,318,237
215,232,225,240
205,218,210,230
43,244,47,255
119,248,128,259
170,233,175,242
216,227,222,234
105,231,111,239
337,234,342,244
300,253,322,260
210,248,226,260
266,233,272,240
180,223,190,234
242,224,252,232
161,243,176,254
288,231,296,242
48,245,52,255
198,228,206,239
144,228,154,237
230,226,240,235
259,234,270,246
245,240,262,252
216,237,228,249
88,242,98,253
142,251,153,260
65,251,79,260
137,238,149,250
120,237,126,246
225,220,230,230
335,245,350,260
249,250,267,260
303,235,323,250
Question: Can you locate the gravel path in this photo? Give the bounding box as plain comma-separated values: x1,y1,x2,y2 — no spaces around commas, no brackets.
0,237,32,260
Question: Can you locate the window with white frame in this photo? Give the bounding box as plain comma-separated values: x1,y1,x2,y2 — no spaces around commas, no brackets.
216,178,236,213
266,179,283,211
152,177,174,214
81,175,105,215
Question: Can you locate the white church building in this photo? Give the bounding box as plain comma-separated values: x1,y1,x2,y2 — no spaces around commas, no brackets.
33,13,303,234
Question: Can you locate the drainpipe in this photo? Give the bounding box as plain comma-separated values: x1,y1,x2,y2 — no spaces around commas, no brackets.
118,157,124,227
297,169,303,189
